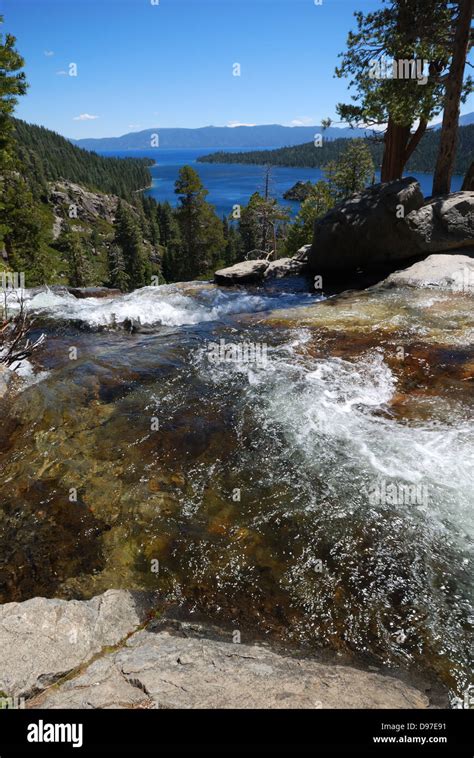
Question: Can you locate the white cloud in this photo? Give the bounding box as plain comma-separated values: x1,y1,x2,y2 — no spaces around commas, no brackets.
44,50,54,57
227,120,257,128
73,113,99,121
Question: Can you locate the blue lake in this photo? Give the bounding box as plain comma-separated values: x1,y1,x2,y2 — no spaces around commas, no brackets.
103,148,464,218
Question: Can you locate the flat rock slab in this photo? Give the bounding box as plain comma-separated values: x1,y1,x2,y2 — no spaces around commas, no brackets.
265,258,307,278
383,253,474,292
214,260,269,285
0,590,154,698
29,624,429,710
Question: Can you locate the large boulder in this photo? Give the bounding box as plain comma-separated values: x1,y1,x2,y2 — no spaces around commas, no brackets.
309,177,424,274
214,260,269,285
382,253,474,292
405,192,474,253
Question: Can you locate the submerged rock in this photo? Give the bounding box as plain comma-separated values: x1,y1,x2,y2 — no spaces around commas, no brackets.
0,594,429,709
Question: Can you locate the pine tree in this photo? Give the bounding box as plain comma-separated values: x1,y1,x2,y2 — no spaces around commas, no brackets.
113,202,151,290
238,191,290,259
222,216,240,266
66,233,93,287
285,182,334,256
107,243,129,291
174,166,225,279
324,140,375,200
335,0,464,181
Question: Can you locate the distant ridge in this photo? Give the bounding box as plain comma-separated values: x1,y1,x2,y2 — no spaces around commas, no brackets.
70,123,370,152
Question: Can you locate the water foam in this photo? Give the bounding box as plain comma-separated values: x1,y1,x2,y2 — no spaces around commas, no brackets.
21,285,308,328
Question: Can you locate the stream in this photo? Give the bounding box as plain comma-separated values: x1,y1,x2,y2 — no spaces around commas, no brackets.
0,279,472,703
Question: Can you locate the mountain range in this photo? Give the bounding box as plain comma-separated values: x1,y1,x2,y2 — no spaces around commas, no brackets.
70,113,474,153
71,124,370,152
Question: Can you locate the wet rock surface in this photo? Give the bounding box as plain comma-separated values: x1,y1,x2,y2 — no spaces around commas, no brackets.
0,592,429,709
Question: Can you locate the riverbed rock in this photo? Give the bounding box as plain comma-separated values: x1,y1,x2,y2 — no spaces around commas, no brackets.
0,590,155,698
264,257,308,278
405,192,474,253
214,260,269,285
27,618,429,709
67,286,123,299
382,253,474,292
309,177,424,274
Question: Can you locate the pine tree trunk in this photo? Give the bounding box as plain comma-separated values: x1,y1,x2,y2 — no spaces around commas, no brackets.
432,0,473,196
381,118,411,182
461,160,474,190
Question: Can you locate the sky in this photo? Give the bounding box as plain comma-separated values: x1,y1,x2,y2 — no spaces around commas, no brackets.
3,0,473,140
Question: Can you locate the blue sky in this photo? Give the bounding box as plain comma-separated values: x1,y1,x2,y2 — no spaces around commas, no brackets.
3,0,473,139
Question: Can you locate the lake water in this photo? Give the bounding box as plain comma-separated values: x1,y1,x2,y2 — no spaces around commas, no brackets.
102,148,464,218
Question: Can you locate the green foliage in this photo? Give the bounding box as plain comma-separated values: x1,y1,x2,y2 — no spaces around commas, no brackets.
324,139,375,199
238,190,290,259
0,17,27,173
113,202,151,290
173,166,225,279
107,243,129,291
198,125,473,175
65,232,94,288
12,119,153,200
285,181,335,256
335,0,459,129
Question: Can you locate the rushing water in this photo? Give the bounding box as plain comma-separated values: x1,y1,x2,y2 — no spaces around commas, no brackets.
0,281,472,702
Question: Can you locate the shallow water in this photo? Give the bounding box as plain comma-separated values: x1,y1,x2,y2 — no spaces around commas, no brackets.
0,280,472,701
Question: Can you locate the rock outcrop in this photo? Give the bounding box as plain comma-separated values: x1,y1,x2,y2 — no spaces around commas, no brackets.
0,591,430,709
308,178,474,275
50,182,120,230
215,245,311,285
382,253,474,292
0,590,155,698
405,192,474,253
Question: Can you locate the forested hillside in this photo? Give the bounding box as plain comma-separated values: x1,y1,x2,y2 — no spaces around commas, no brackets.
198,125,473,174
13,119,153,199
